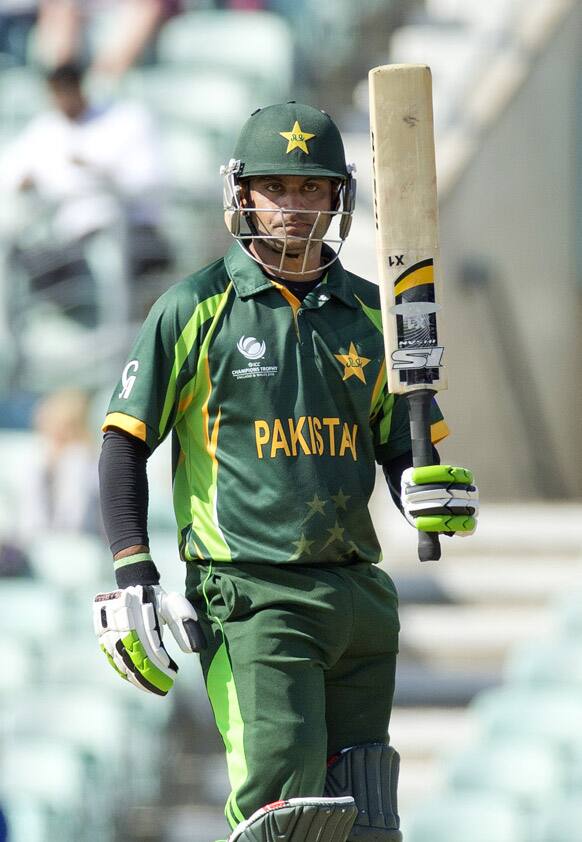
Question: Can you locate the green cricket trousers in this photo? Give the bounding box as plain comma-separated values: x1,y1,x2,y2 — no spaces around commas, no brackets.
186,561,400,830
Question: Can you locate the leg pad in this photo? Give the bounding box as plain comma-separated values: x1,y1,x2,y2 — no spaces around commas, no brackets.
229,796,358,842
325,743,403,841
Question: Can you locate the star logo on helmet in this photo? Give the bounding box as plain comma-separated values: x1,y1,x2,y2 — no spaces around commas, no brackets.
279,121,316,154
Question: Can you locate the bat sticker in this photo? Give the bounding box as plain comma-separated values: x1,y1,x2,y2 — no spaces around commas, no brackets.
390,258,443,385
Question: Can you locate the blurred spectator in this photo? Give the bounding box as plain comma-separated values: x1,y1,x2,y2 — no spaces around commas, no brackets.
0,804,7,842
216,0,268,8
0,490,33,576
0,539,32,576
16,388,102,536
0,62,170,324
0,0,38,65
37,0,183,78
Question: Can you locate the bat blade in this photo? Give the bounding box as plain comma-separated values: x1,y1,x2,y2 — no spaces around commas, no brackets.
369,64,447,562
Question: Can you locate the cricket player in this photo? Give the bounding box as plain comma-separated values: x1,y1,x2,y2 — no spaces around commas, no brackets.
94,103,479,842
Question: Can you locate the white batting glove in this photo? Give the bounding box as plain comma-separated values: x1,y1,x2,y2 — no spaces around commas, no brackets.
93,585,204,696
401,465,479,536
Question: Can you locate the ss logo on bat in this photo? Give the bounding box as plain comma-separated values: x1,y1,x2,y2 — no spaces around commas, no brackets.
391,347,444,370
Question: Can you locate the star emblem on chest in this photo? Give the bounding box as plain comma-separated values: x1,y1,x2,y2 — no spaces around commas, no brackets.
334,341,371,384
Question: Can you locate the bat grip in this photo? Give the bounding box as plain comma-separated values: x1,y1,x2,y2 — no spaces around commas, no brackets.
183,618,206,651
406,389,441,563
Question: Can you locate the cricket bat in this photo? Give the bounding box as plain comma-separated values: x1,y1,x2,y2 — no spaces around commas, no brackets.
369,64,447,562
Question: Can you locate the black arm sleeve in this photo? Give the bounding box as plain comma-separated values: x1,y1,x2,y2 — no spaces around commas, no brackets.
99,429,159,586
381,446,441,515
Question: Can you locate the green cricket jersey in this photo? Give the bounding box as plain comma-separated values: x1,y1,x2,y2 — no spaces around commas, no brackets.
103,243,448,565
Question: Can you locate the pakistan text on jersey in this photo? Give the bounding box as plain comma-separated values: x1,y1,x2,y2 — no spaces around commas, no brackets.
254,416,358,460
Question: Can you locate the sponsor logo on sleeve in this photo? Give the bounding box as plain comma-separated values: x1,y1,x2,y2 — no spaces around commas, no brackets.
119,360,139,399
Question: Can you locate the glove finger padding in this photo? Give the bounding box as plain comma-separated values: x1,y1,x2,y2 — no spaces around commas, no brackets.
155,589,205,653
94,585,179,696
401,465,479,535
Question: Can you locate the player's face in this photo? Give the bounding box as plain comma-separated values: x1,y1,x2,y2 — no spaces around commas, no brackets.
244,175,335,256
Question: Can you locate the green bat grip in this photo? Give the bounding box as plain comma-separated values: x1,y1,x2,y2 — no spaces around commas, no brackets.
405,389,441,562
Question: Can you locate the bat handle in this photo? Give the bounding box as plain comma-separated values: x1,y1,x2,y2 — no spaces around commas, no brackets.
406,389,441,563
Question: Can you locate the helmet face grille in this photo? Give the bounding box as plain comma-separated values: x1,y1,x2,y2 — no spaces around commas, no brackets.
220,158,356,277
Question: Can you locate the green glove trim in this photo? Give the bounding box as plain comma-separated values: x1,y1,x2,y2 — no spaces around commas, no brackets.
113,552,153,571
100,644,128,680
412,465,473,486
121,630,174,694
416,515,476,533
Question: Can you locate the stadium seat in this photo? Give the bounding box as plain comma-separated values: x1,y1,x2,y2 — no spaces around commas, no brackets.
161,125,223,199
4,684,165,804
553,588,582,638
156,11,293,102
445,736,563,806
122,66,255,136
25,530,109,589
534,796,582,842
472,686,582,756
2,636,36,695
1,796,46,842
0,736,85,842
0,579,67,642
0,429,43,495
6,687,127,757
0,67,46,134
504,636,582,688
404,791,527,842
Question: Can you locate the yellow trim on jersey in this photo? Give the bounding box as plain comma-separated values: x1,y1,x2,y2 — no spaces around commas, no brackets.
102,412,147,442
431,419,450,444
271,281,301,314
369,360,387,418
178,392,194,414
394,264,434,297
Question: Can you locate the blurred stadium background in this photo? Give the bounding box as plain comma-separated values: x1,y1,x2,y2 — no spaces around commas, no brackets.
0,0,580,840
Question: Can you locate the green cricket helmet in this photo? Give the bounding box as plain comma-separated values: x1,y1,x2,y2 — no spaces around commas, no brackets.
233,101,349,178
221,101,357,275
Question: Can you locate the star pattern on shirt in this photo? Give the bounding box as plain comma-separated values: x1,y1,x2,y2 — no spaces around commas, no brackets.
334,342,371,384
338,541,360,562
279,121,316,154
320,520,346,551
291,490,363,559
331,488,351,511
303,493,327,523
291,532,315,558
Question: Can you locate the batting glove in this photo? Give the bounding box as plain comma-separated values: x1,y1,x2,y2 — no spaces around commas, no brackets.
93,585,204,696
401,465,478,535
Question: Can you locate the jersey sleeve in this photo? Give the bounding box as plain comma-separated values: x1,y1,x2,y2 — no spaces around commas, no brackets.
102,287,191,451
372,391,449,464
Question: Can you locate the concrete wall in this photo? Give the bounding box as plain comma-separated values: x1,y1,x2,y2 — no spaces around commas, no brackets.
344,2,582,500
435,2,582,498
